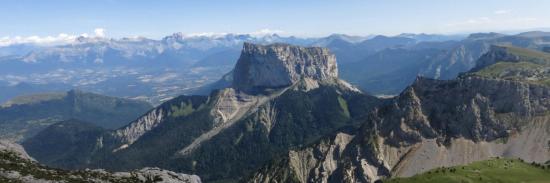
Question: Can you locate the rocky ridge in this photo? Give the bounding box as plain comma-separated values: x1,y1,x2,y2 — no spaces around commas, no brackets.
1,141,201,183
246,45,550,183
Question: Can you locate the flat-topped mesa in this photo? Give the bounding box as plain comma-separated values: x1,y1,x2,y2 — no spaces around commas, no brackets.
232,42,339,92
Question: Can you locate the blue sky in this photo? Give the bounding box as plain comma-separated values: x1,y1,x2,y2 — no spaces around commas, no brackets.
1,0,549,39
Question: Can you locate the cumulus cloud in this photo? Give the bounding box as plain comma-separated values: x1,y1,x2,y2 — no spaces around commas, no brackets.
94,28,106,37
0,28,107,47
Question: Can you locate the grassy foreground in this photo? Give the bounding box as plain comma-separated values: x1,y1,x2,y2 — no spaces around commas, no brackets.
383,158,550,183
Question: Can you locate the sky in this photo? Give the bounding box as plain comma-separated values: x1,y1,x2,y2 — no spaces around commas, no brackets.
1,0,549,44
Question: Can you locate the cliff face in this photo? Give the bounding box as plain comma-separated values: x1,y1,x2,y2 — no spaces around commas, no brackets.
233,43,339,92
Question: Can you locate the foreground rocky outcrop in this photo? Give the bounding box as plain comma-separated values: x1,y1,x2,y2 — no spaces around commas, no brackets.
1,141,201,183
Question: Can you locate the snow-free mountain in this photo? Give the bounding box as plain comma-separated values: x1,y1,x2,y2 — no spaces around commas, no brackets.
21,42,550,183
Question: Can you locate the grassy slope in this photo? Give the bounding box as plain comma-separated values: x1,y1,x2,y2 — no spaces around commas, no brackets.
470,45,550,86
383,158,550,183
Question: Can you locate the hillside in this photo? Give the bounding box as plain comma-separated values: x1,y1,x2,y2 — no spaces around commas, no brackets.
0,141,201,183
339,33,550,95
0,90,152,142
466,45,550,86
383,158,550,183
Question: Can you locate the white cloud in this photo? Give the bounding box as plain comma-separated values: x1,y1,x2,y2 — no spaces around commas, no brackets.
94,28,106,37
494,9,511,15
249,28,285,37
0,28,107,47
0,33,79,47
185,32,229,38
183,28,286,38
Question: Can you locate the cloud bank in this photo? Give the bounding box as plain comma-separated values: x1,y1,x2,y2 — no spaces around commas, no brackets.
0,28,107,47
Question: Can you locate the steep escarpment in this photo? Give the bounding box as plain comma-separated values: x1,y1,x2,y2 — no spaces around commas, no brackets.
233,43,339,92
247,45,550,183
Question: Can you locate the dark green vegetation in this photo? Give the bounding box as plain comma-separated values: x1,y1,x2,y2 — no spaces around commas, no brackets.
382,158,550,183
340,48,445,94
22,120,108,169
103,86,380,182
23,94,210,170
0,90,152,141
467,45,550,86
24,86,382,182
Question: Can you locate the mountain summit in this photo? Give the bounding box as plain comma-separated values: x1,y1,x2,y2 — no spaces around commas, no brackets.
233,43,339,91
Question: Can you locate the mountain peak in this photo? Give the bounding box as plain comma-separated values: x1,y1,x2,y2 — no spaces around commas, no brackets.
232,43,339,92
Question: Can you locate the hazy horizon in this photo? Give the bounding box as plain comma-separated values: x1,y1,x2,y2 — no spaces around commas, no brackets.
2,0,550,40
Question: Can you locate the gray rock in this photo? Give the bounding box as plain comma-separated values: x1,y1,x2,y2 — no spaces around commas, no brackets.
0,141,201,183
246,76,550,183
233,43,338,92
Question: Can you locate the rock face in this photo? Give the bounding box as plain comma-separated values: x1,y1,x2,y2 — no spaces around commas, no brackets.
233,43,339,92
0,140,34,161
121,168,201,183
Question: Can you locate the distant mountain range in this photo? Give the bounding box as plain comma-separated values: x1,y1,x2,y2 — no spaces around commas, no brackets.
340,31,550,95
0,32,469,105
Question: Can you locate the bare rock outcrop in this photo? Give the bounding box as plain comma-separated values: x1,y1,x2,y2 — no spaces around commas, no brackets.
0,141,201,183
233,43,339,92
247,76,550,183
